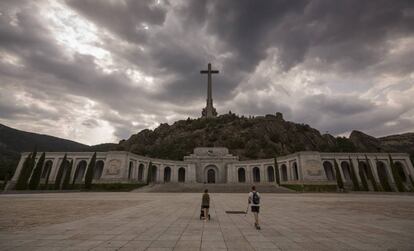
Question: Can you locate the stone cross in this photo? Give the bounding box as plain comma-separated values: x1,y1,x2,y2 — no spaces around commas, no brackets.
200,63,219,118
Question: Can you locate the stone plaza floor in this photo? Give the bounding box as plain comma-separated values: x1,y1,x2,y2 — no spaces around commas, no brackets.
0,192,414,251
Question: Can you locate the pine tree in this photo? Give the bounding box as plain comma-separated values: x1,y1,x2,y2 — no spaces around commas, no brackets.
348,156,360,191
357,158,369,191
29,152,45,190
54,154,67,190
15,153,32,190
84,152,96,190
274,157,280,185
389,154,405,192
365,155,379,191
334,159,344,191
62,160,73,190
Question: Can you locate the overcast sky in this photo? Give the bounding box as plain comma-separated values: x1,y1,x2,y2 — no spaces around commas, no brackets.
1,0,413,145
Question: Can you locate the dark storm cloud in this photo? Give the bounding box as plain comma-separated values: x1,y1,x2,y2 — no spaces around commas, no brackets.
65,0,169,44
0,0,413,144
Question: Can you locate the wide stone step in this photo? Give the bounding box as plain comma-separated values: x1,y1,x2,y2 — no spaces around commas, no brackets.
131,183,294,193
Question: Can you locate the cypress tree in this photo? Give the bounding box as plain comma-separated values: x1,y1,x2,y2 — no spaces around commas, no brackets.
84,152,96,190
334,159,344,191
274,157,280,185
44,162,52,188
62,160,73,190
29,152,45,190
348,156,360,191
357,158,369,191
22,149,38,190
146,161,153,185
365,155,379,191
15,153,32,190
54,154,67,190
389,154,405,192
376,157,392,192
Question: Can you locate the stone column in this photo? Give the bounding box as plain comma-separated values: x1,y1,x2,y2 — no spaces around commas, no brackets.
247,166,252,183
336,159,346,181
171,166,177,182
143,162,149,183
368,158,381,184
384,159,395,185
351,157,361,182
260,164,266,183
158,165,163,183
50,156,62,183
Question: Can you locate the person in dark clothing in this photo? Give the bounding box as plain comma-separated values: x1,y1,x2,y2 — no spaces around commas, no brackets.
201,189,210,221
248,186,261,229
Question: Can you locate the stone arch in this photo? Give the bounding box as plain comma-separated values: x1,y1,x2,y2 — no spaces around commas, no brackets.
323,161,335,181
73,160,87,184
178,167,185,183
267,166,275,182
377,161,392,191
394,161,407,182
204,165,218,183
238,168,246,183
340,161,351,181
94,160,104,179
252,167,260,183
148,164,157,183
164,166,171,183
41,160,53,179
292,162,299,180
128,161,133,179
138,164,144,181
281,164,288,182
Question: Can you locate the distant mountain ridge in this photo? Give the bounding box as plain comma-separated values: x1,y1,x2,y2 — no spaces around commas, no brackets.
1,114,413,179
0,123,116,179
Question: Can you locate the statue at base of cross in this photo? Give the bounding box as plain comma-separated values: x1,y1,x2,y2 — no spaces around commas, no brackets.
202,106,217,118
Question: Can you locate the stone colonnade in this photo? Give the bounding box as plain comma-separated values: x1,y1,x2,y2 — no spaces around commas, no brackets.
7,150,414,190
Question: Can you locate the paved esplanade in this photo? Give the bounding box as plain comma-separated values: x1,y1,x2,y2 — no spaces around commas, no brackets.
1,193,414,251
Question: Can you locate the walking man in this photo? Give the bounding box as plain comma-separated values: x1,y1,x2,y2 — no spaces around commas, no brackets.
248,185,261,229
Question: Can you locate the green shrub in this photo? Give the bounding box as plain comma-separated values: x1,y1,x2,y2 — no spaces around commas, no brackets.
281,184,337,192
88,183,146,192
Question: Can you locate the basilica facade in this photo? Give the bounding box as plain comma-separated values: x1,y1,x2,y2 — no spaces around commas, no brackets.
7,147,414,191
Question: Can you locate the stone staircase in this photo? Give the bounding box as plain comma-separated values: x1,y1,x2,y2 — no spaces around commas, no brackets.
132,183,294,193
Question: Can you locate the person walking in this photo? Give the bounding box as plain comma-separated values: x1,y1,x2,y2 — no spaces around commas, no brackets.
201,189,210,221
248,186,261,229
